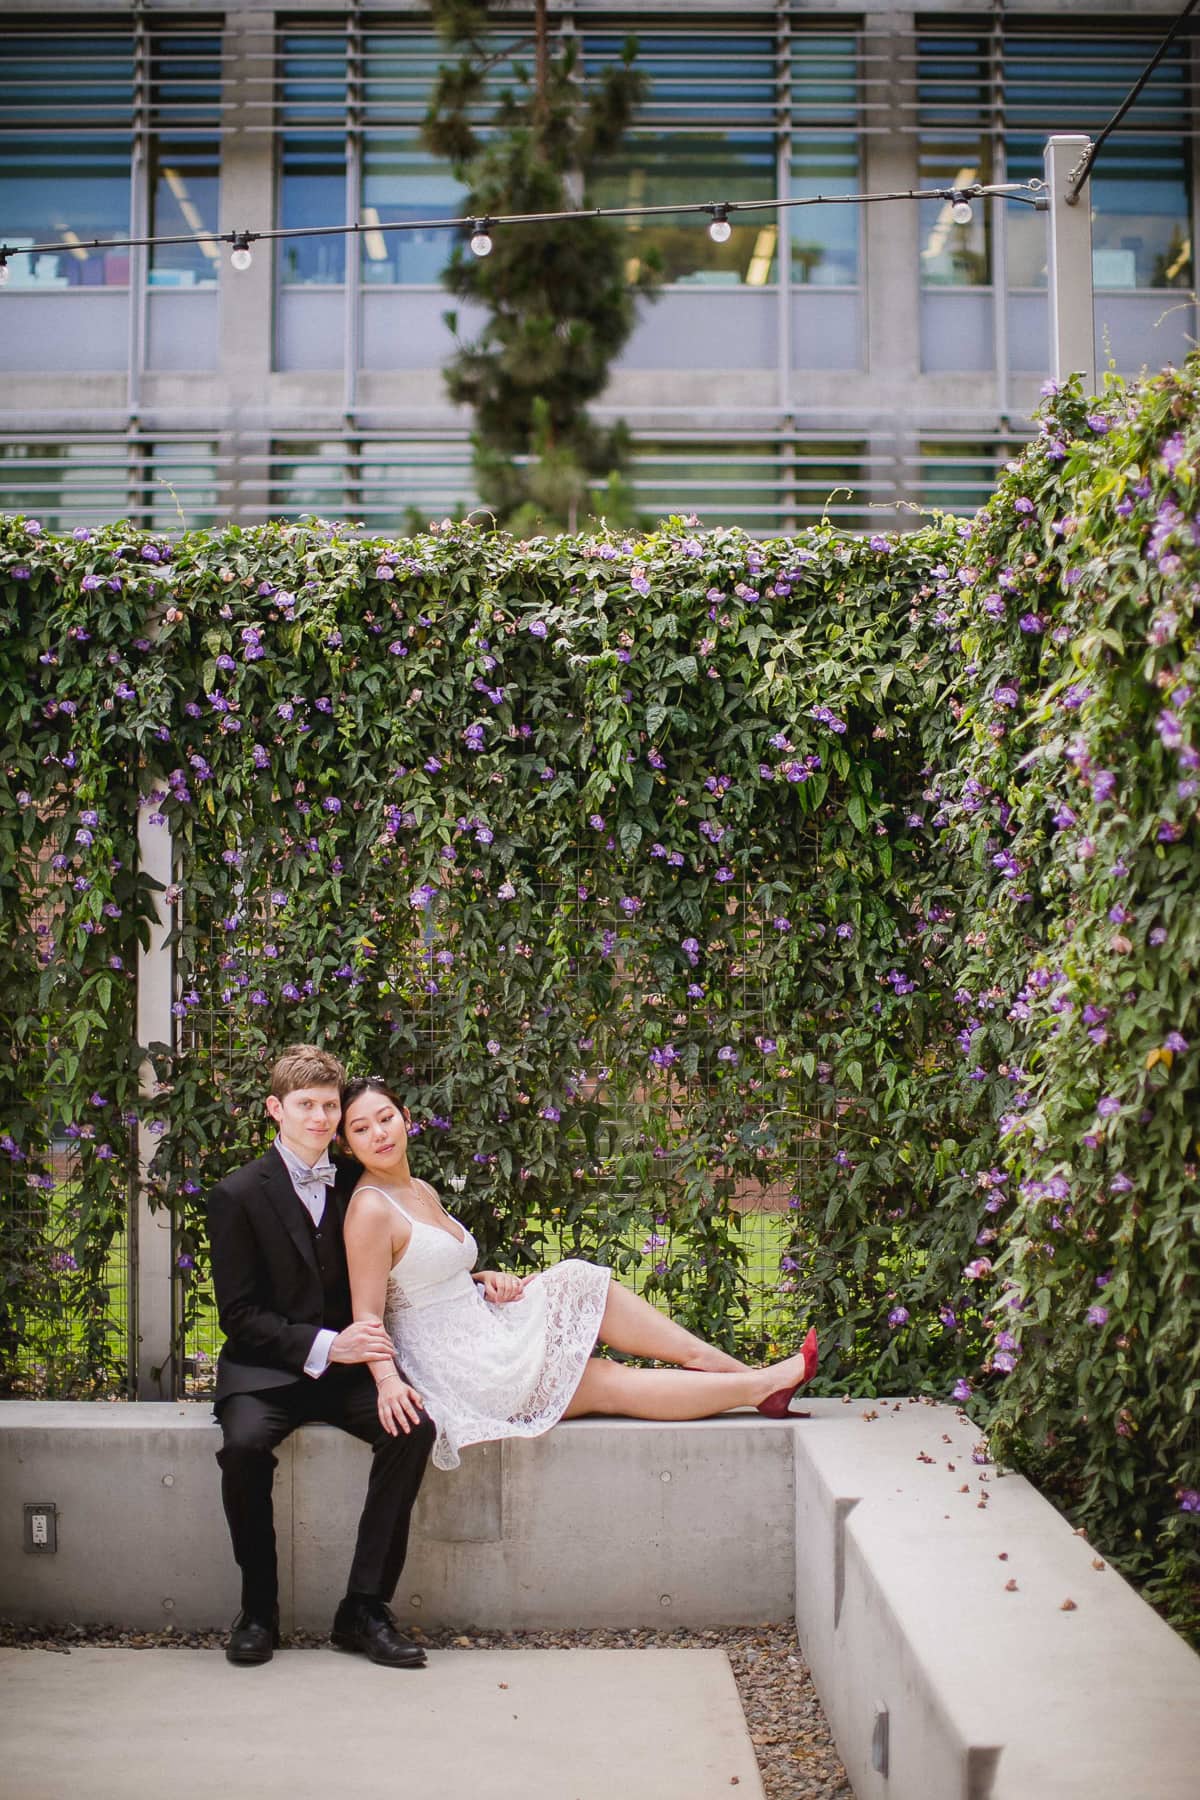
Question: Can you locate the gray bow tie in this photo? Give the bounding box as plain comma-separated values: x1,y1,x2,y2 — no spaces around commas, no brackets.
296,1163,337,1191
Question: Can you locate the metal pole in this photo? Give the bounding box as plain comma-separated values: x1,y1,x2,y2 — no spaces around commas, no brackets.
135,799,175,1398
1044,134,1095,391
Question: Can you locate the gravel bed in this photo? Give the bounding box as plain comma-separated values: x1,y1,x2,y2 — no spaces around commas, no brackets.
0,1617,853,1800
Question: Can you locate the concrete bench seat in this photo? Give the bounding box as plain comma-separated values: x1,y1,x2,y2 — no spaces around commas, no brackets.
3,1398,1198,1800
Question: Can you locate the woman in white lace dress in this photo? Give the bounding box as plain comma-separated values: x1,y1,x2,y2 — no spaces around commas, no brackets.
340,1078,818,1471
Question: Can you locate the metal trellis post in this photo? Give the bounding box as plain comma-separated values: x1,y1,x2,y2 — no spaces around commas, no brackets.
1044,134,1096,392
134,799,176,1398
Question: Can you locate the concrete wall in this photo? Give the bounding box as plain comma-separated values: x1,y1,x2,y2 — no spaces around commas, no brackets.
0,1403,795,1633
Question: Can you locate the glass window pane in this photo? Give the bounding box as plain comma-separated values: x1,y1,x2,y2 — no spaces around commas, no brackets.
279,32,348,130
590,132,776,287
917,137,992,288
270,441,350,518
918,35,991,289
279,136,346,286
150,138,220,288
361,137,466,286
585,30,777,131
919,441,997,515
359,441,477,531
0,442,126,529
632,442,781,531
0,136,132,287
0,31,133,130
790,136,859,286
142,443,219,531
1006,29,1192,293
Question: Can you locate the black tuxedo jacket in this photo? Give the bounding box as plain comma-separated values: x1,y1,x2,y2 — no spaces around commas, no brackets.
207,1145,359,1407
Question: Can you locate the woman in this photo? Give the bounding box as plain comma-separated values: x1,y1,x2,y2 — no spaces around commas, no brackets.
340,1076,818,1471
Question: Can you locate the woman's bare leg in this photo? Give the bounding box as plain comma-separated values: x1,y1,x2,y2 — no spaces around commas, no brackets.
596,1278,749,1373
561,1343,811,1421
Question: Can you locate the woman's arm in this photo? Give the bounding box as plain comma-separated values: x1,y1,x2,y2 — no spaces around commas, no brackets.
344,1193,424,1435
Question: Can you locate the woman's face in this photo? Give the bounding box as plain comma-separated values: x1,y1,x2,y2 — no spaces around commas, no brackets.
342,1090,408,1175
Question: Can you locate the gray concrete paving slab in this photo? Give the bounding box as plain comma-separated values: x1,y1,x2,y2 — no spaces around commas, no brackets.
0,1646,765,1800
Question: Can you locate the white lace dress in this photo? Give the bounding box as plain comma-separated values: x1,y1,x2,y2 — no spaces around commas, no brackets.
364,1186,611,1471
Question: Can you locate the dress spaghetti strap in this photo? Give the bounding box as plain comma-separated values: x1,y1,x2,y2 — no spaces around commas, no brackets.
354,1182,415,1224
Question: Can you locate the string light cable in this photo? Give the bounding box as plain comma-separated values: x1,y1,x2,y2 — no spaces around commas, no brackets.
1066,0,1200,203
0,179,1047,284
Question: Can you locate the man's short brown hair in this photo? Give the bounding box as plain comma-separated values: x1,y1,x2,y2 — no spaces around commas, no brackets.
268,1044,347,1100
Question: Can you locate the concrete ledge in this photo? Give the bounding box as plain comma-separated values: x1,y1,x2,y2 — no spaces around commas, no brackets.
4,1399,1200,1800
0,1402,795,1633
793,1397,1200,1800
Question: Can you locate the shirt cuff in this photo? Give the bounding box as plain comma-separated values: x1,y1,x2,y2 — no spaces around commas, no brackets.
304,1328,337,1379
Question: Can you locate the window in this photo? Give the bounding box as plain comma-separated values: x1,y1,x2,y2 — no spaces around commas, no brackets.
0,442,127,527
631,439,874,533
585,29,778,287
142,443,219,532
918,28,1193,293
1006,34,1191,291
0,33,133,287
277,28,466,289
0,25,222,291
788,34,862,287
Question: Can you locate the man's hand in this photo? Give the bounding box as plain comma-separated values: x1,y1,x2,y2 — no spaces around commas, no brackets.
329,1318,397,1364
375,1373,426,1437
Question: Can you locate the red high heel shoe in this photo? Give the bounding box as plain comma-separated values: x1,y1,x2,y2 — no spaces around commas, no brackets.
756,1327,818,1418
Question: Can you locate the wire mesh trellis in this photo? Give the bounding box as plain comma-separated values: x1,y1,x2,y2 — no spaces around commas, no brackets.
170,852,832,1396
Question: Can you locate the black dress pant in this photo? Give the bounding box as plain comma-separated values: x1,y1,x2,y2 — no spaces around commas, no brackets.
216,1364,434,1618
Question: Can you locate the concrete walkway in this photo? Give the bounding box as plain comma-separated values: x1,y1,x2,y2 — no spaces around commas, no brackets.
0,1645,765,1800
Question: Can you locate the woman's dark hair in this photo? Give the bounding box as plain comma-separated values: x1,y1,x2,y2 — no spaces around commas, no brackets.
340,1074,406,1117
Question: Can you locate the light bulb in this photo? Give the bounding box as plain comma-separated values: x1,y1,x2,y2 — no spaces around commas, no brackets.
951,197,974,227
230,235,253,272
0,258,9,288
708,207,732,244
469,221,493,258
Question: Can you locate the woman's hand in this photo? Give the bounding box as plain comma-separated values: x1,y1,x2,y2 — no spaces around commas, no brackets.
375,1371,425,1436
476,1270,531,1304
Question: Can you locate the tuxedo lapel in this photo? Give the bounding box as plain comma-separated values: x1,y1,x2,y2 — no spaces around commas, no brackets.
260,1147,319,1275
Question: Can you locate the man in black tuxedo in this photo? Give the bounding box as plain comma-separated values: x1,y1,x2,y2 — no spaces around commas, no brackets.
208,1042,434,1667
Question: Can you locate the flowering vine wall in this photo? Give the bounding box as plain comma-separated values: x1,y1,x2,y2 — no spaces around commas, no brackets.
1,354,1197,1636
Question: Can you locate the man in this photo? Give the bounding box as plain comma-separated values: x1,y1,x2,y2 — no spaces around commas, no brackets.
207,1042,434,1667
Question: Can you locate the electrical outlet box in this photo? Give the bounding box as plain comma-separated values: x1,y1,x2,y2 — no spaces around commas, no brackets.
23,1502,58,1553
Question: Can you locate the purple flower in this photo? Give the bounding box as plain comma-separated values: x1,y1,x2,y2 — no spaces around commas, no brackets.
540,1105,561,1122
1086,413,1111,435
323,796,342,813
1086,1305,1108,1326
993,686,1019,709
1013,496,1035,515
992,1350,1016,1373
649,1044,678,1068
716,1045,739,1065
951,1378,972,1402
1096,1096,1120,1118
1178,1490,1200,1514
1165,1031,1189,1054
528,620,548,639
887,1307,909,1327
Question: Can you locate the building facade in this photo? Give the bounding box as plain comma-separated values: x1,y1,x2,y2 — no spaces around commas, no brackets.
1,0,1196,535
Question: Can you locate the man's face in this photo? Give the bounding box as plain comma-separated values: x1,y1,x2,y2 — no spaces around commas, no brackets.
265,1085,342,1164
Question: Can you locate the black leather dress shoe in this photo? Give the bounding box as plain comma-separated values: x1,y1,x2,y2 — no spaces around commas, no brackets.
330,1599,427,1669
226,1607,280,1666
